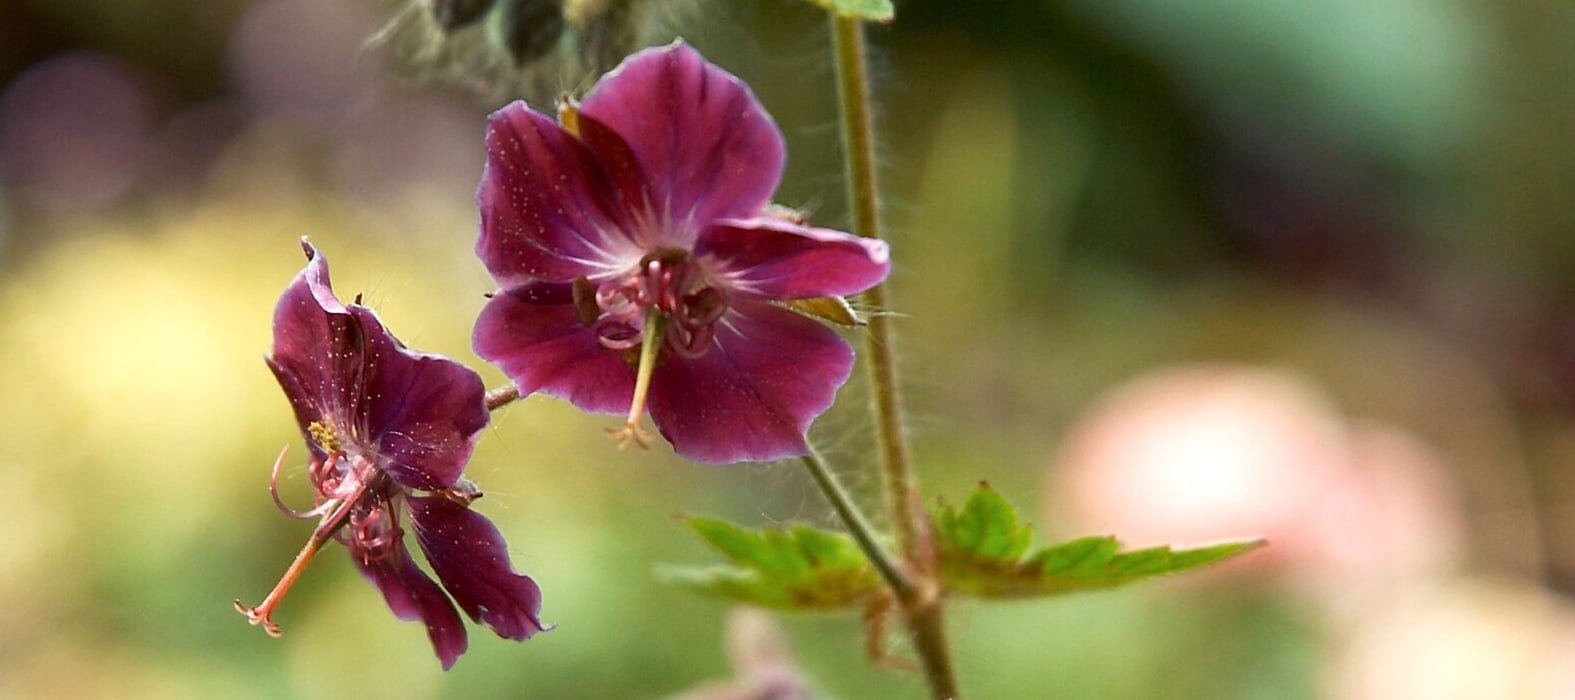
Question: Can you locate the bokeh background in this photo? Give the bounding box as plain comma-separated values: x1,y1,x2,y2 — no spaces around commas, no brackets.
2,0,1574,697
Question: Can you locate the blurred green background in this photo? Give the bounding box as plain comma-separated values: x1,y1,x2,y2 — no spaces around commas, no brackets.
3,0,1574,697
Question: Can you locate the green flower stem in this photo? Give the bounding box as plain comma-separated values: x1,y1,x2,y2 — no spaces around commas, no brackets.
801,449,958,700
800,450,913,600
830,14,962,700
830,14,920,564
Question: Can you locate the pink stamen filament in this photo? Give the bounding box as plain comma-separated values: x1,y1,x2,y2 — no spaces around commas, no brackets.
268,445,334,520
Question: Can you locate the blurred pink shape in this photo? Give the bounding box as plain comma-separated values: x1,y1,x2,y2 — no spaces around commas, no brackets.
1050,364,1462,590
228,0,380,126
332,94,482,205
668,608,819,700
0,52,153,210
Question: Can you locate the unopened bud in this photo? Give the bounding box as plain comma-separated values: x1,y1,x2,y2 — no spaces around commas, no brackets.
430,0,497,31
570,0,643,75
500,0,566,66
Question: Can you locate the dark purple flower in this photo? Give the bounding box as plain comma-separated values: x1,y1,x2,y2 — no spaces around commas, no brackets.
236,240,545,670
472,42,891,464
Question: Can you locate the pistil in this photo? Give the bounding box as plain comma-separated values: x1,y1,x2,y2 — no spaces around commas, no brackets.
235,470,375,637
607,306,665,449
233,530,330,637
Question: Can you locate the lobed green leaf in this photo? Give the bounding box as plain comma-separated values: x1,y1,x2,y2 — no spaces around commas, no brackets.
661,517,883,611
934,483,1264,599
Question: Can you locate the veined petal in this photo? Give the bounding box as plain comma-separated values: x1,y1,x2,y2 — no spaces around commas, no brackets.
409,496,546,641
353,540,469,671
473,283,634,415
573,111,651,234
698,217,891,300
648,301,855,464
580,42,784,242
353,305,489,491
267,241,489,490
267,241,362,460
478,102,640,286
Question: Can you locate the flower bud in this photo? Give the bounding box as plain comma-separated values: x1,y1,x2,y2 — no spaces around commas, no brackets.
430,0,496,30
500,0,566,66
569,0,643,75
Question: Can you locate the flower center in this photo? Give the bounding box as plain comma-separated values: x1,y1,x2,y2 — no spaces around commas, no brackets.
586,249,729,360
235,424,401,637
582,250,729,451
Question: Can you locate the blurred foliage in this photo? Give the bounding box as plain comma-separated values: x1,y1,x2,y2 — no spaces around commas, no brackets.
660,517,880,610
1,0,1573,698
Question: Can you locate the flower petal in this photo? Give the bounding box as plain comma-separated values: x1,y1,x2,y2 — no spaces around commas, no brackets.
353,540,469,670
267,240,361,461
478,102,640,286
648,301,855,463
267,241,489,491
409,496,547,641
353,306,489,491
580,42,784,240
698,217,891,300
473,282,634,415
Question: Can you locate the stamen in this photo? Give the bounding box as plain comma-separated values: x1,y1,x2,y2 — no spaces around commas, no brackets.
350,505,402,563
268,445,334,520
571,277,600,326
680,287,727,328
308,421,341,454
667,323,714,359
607,307,664,450
557,98,581,138
595,319,643,350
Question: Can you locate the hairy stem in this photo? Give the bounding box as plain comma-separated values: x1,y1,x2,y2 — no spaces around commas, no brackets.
830,14,961,700
831,15,920,563
800,451,913,600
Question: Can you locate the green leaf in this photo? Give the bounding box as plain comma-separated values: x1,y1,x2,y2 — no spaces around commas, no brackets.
659,517,882,611
933,483,1264,599
804,0,894,22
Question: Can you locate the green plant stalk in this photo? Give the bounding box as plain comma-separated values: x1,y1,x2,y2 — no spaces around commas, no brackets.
830,13,962,700
800,451,913,600
830,14,919,565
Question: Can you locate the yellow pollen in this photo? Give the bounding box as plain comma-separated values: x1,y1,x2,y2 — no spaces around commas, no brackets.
308,422,341,454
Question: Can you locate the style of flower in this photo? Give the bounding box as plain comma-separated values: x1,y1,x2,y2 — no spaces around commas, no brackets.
473,41,891,464
235,240,545,670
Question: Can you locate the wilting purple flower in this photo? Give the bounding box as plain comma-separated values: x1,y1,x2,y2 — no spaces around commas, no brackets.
236,240,544,670
473,42,891,464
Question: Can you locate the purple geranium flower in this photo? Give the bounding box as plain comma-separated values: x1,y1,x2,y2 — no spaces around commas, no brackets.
236,240,545,670
473,42,891,463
